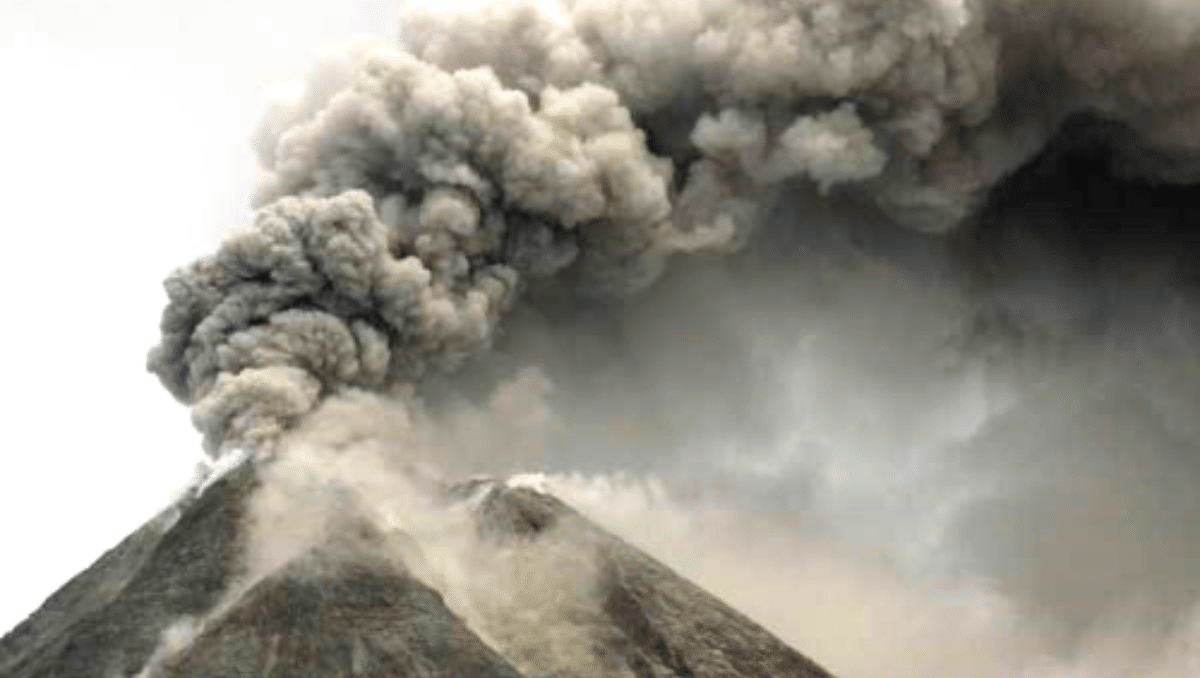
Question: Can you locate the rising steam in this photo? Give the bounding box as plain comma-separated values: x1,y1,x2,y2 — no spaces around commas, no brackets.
146,0,1200,676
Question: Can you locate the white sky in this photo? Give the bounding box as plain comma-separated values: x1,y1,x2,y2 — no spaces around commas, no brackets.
0,0,396,634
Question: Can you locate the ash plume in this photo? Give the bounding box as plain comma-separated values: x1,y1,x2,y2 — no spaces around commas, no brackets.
142,0,1200,675
149,0,1200,458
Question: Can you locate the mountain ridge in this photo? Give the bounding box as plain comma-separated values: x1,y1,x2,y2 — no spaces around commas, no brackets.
1,461,836,678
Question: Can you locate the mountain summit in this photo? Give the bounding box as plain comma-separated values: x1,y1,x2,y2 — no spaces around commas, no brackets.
1,462,835,678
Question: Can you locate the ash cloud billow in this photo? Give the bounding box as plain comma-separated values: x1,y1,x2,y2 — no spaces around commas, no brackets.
149,0,1200,457
143,0,1200,675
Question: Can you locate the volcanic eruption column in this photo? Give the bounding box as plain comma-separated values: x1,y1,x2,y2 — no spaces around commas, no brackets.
148,0,1200,475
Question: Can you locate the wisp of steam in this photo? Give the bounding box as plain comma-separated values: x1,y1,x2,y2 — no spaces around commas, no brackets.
147,0,1200,676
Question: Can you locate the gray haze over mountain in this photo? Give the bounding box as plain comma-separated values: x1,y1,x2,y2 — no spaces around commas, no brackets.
136,0,1200,676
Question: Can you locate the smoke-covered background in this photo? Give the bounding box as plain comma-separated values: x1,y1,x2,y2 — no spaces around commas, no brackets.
6,1,1200,676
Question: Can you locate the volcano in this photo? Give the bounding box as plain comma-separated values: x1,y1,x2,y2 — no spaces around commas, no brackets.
0,461,835,678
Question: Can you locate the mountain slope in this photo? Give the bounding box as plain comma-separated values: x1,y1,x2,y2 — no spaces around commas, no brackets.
1,465,836,678
472,484,835,678
0,466,255,678
156,547,525,678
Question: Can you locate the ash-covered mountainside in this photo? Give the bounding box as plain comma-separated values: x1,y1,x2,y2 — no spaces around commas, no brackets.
0,463,834,678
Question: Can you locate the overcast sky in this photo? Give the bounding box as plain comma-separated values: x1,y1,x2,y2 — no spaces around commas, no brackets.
0,0,398,634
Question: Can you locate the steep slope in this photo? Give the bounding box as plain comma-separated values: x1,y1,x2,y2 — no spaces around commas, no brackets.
1,465,837,678
0,466,255,678
0,464,522,678
470,483,835,678
155,547,525,678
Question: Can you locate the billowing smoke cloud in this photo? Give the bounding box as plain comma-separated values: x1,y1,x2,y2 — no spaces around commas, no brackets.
150,0,1200,457
148,59,728,455
147,0,1200,675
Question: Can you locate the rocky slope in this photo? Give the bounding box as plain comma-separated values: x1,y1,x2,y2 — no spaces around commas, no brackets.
1,464,835,678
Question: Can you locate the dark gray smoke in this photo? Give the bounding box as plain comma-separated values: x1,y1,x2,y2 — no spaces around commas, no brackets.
149,0,1200,457
148,0,1200,674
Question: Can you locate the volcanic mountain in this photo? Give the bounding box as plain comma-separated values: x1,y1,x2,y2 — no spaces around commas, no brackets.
0,461,835,678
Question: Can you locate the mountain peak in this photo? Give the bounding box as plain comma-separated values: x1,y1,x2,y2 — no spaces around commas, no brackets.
1,463,835,678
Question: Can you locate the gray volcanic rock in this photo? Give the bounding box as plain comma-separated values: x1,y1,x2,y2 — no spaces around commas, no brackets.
0,465,256,678
156,548,525,678
1,465,836,678
471,484,834,678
